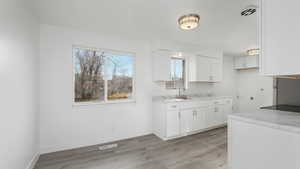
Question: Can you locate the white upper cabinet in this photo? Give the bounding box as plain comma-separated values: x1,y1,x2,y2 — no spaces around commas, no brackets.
261,0,300,75
196,57,211,82
235,55,259,70
188,55,198,82
189,56,223,82
211,60,222,82
152,50,171,81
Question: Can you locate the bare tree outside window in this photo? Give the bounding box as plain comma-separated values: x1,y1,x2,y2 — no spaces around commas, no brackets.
73,47,134,103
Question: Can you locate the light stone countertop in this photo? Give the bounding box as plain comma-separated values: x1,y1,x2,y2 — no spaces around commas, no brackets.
152,95,233,103
228,109,300,134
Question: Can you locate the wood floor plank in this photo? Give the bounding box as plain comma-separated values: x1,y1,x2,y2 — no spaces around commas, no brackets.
34,127,227,169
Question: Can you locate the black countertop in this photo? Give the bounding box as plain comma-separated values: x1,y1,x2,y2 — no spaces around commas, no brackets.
261,105,300,113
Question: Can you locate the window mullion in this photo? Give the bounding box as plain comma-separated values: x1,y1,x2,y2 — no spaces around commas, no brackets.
104,79,108,102
104,56,108,102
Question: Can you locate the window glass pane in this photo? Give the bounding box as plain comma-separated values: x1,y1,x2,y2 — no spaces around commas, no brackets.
105,54,134,101
171,59,184,80
74,48,105,102
167,58,184,89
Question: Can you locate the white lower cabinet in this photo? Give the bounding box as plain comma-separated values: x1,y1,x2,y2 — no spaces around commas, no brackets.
180,109,194,134
153,98,233,140
180,107,206,134
166,110,181,138
223,99,233,123
204,106,216,128
192,107,206,131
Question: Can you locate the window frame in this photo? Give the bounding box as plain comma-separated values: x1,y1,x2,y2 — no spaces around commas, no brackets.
170,57,185,81
72,45,136,106
166,57,186,89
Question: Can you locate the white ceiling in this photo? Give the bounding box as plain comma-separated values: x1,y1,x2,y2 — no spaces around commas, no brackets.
34,0,258,56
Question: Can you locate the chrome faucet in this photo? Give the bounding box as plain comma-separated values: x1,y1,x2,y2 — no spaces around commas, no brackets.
178,88,182,97
177,88,186,98
175,88,189,100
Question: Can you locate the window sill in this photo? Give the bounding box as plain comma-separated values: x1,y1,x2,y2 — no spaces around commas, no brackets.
72,99,136,107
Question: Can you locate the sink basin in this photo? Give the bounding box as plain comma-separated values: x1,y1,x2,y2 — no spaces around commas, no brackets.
175,96,190,100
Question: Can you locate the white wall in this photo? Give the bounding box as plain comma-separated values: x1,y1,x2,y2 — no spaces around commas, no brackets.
39,24,153,153
277,78,300,105
0,1,39,169
236,69,273,113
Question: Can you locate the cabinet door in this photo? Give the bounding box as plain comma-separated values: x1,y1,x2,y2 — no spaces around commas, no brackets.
188,55,197,82
205,107,216,128
211,61,222,82
261,0,300,75
152,50,171,81
223,99,233,123
166,110,180,138
196,57,211,81
192,108,206,131
180,109,194,134
214,105,225,125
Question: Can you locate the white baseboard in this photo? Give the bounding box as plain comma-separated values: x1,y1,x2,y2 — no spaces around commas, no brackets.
26,153,40,169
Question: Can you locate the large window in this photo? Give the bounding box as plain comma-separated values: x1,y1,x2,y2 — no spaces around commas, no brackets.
73,46,135,104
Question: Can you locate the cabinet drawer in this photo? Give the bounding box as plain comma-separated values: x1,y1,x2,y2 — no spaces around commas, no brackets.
181,101,211,109
181,101,198,109
224,99,232,105
166,103,179,111
213,100,225,105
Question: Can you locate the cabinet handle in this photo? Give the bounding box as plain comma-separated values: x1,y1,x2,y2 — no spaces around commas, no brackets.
178,112,181,119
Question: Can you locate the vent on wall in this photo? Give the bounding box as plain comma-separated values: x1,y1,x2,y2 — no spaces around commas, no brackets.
241,5,258,16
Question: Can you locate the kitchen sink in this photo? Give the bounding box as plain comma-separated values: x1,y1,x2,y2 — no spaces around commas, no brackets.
175,95,190,100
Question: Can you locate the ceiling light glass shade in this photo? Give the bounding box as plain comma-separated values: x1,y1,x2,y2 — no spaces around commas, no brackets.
247,48,260,56
178,14,200,30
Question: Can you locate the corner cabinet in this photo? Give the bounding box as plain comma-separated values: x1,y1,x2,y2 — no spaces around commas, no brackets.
235,55,259,70
153,98,233,140
260,0,300,76
189,56,223,82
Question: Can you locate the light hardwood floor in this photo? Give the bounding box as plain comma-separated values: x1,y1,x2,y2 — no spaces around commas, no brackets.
34,127,227,169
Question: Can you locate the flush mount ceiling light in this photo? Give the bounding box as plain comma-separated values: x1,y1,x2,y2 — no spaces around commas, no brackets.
178,14,200,30
247,48,260,56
